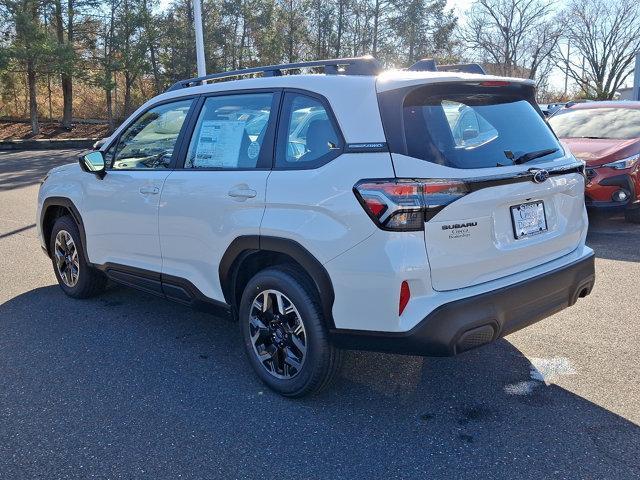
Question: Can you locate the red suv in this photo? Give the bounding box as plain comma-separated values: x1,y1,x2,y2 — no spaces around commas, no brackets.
548,102,640,223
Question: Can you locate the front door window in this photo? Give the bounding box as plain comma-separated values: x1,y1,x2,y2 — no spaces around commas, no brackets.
110,99,193,170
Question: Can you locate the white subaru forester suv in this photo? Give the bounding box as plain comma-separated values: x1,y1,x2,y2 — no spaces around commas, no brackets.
37,57,595,397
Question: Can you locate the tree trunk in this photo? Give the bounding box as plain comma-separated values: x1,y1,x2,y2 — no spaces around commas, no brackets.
62,0,74,128
149,44,161,94
114,72,118,120
47,74,53,120
287,0,295,62
124,77,131,117
106,0,116,129
27,60,39,135
372,0,380,57
13,80,20,116
142,0,162,94
61,74,73,128
239,10,247,67
24,0,40,135
408,23,415,64
315,0,322,57
123,72,135,117
106,86,114,131
336,0,344,57
53,0,73,128
43,6,53,121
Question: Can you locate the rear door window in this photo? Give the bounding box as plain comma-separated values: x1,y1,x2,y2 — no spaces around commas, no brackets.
275,93,343,169
184,93,276,169
379,83,564,169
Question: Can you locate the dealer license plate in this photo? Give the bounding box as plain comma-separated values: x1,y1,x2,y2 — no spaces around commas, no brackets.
510,201,547,239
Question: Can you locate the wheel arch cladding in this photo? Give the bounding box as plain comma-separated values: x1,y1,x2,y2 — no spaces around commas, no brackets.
219,236,336,329
41,197,87,258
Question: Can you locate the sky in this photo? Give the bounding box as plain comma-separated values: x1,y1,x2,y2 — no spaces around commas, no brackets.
447,0,473,15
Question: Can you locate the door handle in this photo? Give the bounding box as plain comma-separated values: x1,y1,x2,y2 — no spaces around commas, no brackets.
228,187,257,199
139,185,160,195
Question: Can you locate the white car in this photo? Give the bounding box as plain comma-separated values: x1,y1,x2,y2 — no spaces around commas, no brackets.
37,57,595,397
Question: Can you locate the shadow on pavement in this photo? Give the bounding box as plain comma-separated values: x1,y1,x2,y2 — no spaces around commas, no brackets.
1,285,638,479
587,212,640,263
0,223,35,239
0,150,79,191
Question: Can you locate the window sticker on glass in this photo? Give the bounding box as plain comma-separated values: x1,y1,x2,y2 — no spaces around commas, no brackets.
193,120,245,168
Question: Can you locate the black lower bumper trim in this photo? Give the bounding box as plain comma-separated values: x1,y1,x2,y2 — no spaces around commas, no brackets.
586,173,637,210
330,253,595,357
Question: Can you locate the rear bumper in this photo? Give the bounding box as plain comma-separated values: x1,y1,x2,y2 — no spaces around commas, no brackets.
330,252,595,356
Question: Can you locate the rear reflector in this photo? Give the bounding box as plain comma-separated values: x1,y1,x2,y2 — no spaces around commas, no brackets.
399,281,410,315
354,179,469,231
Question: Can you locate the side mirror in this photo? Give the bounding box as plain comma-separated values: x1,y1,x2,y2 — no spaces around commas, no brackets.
79,151,106,178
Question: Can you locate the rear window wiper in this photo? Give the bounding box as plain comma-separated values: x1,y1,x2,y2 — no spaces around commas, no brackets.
511,148,559,165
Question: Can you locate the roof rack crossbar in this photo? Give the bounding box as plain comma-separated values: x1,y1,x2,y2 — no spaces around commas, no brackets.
407,59,486,75
166,56,383,92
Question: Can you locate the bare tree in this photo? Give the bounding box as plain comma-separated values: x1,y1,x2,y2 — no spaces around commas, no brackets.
460,0,561,81
561,0,640,100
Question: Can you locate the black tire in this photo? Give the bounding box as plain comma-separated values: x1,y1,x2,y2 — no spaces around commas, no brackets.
624,207,640,224
49,215,107,299
239,266,342,397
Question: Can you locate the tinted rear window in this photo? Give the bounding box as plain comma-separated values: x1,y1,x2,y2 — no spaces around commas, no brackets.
379,83,564,169
548,107,640,140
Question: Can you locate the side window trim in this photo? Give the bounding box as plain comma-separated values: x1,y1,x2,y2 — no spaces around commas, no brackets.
104,95,197,171
174,95,205,169
274,89,345,171
175,88,283,171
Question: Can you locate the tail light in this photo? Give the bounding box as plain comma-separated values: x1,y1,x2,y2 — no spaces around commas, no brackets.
354,179,468,231
479,80,511,87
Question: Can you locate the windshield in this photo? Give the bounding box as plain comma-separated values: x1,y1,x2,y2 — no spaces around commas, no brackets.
380,84,564,169
548,107,640,140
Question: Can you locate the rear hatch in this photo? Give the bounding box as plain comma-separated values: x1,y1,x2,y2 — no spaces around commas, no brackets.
376,75,587,291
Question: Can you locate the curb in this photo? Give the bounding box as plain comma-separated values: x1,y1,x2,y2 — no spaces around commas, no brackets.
0,138,98,151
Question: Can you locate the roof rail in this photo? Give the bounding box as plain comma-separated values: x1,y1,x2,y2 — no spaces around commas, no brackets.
407,59,438,72
166,56,383,92
407,59,486,75
438,63,486,75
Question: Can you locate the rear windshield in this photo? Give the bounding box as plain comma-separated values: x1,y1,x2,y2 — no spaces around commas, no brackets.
548,107,640,140
379,83,564,169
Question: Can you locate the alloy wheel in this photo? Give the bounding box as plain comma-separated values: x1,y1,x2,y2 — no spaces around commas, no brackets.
249,289,307,379
54,230,80,288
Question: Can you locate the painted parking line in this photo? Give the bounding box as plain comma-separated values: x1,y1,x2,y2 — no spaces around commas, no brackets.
504,356,577,395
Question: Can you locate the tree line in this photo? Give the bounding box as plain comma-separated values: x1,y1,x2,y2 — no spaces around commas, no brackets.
0,0,639,134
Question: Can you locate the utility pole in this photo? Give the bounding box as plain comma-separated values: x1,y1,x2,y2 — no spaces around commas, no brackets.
634,53,640,101
193,0,206,77
564,40,570,98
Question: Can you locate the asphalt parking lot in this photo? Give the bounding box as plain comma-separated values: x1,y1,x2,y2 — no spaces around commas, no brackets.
1,149,639,479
